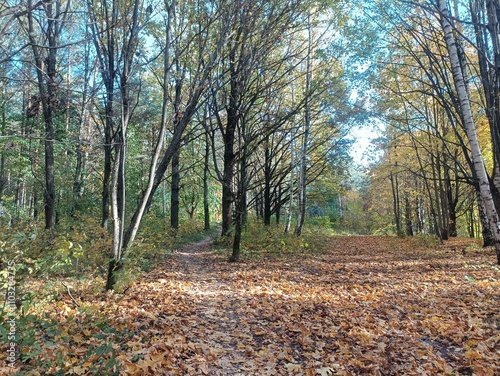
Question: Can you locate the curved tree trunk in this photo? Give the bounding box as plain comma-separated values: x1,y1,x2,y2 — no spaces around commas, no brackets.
438,0,500,263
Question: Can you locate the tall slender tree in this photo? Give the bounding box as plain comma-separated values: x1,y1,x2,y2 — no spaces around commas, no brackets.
437,0,500,263
21,0,71,231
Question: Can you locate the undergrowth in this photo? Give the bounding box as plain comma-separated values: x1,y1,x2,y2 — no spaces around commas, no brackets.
216,219,331,259
0,214,215,375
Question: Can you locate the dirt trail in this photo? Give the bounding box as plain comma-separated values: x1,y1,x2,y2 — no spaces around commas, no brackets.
182,237,245,373
138,234,255,375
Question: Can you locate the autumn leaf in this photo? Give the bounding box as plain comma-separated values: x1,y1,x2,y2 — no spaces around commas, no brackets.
285,363,303,373
315,367,336,376
71,366,87,375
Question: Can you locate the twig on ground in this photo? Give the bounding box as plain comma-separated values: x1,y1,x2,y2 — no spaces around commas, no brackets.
61,281,80,308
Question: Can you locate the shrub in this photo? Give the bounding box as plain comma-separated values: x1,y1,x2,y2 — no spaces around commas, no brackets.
236,219,329,259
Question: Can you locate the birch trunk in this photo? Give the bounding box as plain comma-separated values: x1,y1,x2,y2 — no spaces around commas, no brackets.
294,16,313,236
284,139,294,234
438,0,500,263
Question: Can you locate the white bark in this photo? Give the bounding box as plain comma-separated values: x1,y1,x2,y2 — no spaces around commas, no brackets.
285,127,295,234
438,0,500,262
124,2,173,248
294,14,313,236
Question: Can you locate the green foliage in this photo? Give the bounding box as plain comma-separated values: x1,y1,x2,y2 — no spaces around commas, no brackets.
306,216,334,235
0,216,111,278
406,234,439,248
236,219,329,259
31,239,83,276
126,216,175,272
174,218,213,247
373,223,397,236
465,242,482,252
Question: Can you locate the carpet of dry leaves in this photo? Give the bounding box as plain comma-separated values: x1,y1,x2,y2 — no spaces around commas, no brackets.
2,235,500,375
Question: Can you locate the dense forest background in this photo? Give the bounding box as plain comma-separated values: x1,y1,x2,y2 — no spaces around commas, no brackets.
2,0,500,289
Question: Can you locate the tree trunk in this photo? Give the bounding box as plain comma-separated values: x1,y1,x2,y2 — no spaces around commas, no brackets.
230,147,247,262
87,0,118,230
72,32,92,214
470,0,500,207
264,137,272,226
431,152,444,238
405,193,413,236
414,178,424,233
254,191,261,219
294,128,308,235
445,161,458,237
105,0,141,290
221,91,238,236
170,56,183,230
0,153,4,202
276,184,282,225
221,146,234,236
203,130,210,231
72,145,86,211
170,148,180,230
439,0,500,263
102,125,112,229
231,195,243,263
437,153,450,239
477,189,494,246
26,0,60,231
390,172,401,235
105,258,123,291
467,200,474,238
285,87,297,234
294,16,313,236
0,94,5,202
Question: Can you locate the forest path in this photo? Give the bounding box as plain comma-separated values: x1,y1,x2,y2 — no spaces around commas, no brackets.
132,232,262,375
169,234,248,375
119,235,500,375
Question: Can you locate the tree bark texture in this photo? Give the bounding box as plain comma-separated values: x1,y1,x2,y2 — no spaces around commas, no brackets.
204,130,210,231
25,0,64,231
294,16,313,236
170,148,180,230
438,0,500,263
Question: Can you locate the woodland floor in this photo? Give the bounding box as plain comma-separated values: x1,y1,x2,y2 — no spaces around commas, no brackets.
2,235,500,375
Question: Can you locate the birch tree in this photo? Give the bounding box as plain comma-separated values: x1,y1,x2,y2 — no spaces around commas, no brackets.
437,0,500,263
294,13,313,236
105,0,226,289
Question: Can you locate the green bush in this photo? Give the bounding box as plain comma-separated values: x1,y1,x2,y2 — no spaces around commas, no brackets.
235,219,329,259
0,216,112,278
305,216,334,235
408,233,439,248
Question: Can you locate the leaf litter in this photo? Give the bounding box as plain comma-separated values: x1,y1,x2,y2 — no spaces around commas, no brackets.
1,235,499,375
